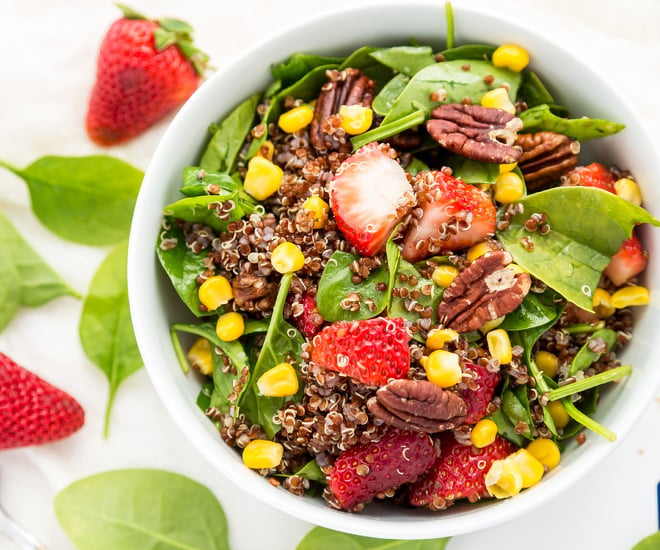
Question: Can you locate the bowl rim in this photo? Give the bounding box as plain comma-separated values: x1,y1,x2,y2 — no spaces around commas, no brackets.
128,0,660,539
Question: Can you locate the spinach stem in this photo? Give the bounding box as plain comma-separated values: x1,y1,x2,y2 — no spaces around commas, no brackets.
0,158,22,176
351,109,426,150
562,398,616,441
103,388,117,439
548,365,632,401
445,2,455,49
170,326,191,374
562,321,605,335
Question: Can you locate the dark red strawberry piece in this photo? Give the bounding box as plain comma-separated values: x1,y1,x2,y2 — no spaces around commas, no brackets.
286,290,324,339
565,162,616,193
460,362,501,425
603,233,648,286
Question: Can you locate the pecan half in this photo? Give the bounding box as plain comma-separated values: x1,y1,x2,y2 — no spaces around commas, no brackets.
515,131,580,191
367,379,466,433
309,68,375,152
232,272,277,312
426,104,523,164
437,250,531,333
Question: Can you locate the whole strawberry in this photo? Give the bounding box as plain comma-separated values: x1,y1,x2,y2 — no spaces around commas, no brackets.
0,353,85,450
86,4,208,145
310,316,410,386
460,361,501,425
327,428,436,510
409,432,516,509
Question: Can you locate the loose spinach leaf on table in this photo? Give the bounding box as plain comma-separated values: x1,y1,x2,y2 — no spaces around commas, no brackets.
55,469,229,550
0,247,21,333
632,531,660,550
497,187,660,311
0,156,142,246
297,526,451,550
79,241,143,437
519,104,624,140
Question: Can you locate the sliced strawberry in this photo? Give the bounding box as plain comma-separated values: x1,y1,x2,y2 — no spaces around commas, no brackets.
327,427,436,510
459,361,501,425
603,233,648,286
409,432,516,509
565,162,616,193
401,170,496,262
329,142,415,256
310,316,410,386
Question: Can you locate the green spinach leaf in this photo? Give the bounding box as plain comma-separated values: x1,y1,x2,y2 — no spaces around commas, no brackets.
55,469,229,550
338,46,394,86
500,287,563,331
519,104,624,140
438,44,496,61
632,531,660,550
372,74,410,115
0,247,21,333
369,46,436,76
163,192,253,232
79,241,143,437
180,167,242,197
0,156,142,246
446,156,501,184
569,328,617,375
501,386,533,439
271,53,344,88
487,407,528,447
294,460,326,483
297,527,450,550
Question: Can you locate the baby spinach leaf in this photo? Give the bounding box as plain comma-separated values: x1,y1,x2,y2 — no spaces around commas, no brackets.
500,287,563,331
497,187,660,311
239,272,304,438
297,526,450,550
294,460,326,483
271,53,344,87
0,247,21,333
316,251,389,321
0,156,142,246
568,328,617,375
518,72,556,109
79,241,143,437
487,407,528,448
446,156,500,184
632,531,660,550
369,46,435,76
180,167,241,197
200,94,260,173
338,46,394,86
519,104,625,140
372,73,411,115
163,194,245,232
438,44,496,61
501,388,533,439
55,469,229,550
404,156,430,176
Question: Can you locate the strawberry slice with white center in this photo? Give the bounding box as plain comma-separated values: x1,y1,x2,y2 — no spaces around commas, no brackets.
401,170,496,262
329,142,415,256
603,233,648,286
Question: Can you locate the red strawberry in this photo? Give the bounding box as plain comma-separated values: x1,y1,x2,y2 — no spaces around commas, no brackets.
460,362,500,425
401,170,496,262
329,142,415,256
86,5,208,145
286,290,324,339
0,353,85,450
565,162,616,193
327,428,436,510
603,233,648,286
409,432,516,508
311,316,410,386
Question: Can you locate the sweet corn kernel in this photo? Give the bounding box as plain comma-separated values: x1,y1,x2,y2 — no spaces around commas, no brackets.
466,241,495,262
255,140,274,161
547,400,569,429
486,329,513,364
526,438,561,471
485,458,523,499
243,156,283,201
187,337,213,376
508,448,545,488
479,315,505,334
426,328,459,350
339,104,373,135
242,439,284,469
592,288,616,318
257,362,299,397
431,265,459,287
470,418,498,448
424,350,463,388
499,162,518,174
494,171,525,204
198,275,233,311
534,350,559,378
492,44,530,72
302,196,330,229
507,263,528,275
278,104,314,133
215,312,245,342
480,87,516,114
271,241,305,273
611,285,650,308
614,177,642,206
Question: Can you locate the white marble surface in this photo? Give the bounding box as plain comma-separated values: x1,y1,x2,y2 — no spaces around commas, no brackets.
1,1,660,548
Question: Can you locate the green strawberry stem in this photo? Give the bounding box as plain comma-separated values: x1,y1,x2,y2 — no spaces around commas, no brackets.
548,364,632,401
561,398,616,441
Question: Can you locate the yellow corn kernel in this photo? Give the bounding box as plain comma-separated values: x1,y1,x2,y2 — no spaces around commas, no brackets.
198,275,233,311
470,418,498,448
499,162,518,174
426,328,459,350
271,241,305,274
486,329,513,364
187,338,213,376
257,362,299,397
479,315,505,334
255,140,274,161
424,350,463,388
242,439,284,469
494,171,525,204
547,400,569,429
339,104,373,135
526,438,561,471
278,104,314,133
431,264,459,288
508,448,545,488
243,156,283,201
611,285,650,308
507,263,528,275
534,350,559,378
215,312,244,342
466,240,495,262
492,44,530,72
592,288,616,318
485,458,523,499
614,177,642,206
302,196,330,229
480,87,516,114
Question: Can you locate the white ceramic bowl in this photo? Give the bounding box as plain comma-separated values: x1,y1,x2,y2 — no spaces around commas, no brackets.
128,1,660,539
